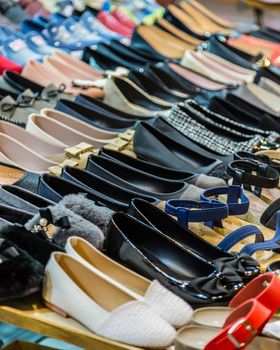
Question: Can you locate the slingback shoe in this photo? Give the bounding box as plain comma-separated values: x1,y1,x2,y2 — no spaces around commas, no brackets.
66,236,193,328
106,213,244,307
43,252,176,348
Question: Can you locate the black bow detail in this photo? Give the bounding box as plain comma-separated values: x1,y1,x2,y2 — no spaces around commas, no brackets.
31,208,70,240
1,100,33,113
217,253,260,276
18,92,50,104
189,260,243,296
0,238,19,263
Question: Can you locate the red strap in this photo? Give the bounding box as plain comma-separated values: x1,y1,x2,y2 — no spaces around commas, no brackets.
229,273,280,311
205,300,271,350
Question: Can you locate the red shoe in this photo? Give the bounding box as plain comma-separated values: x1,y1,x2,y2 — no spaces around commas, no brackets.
97,11,133,38
112,8,136,30
0,56,22,75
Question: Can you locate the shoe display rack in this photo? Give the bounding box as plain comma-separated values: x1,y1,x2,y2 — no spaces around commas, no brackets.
0,296,141,350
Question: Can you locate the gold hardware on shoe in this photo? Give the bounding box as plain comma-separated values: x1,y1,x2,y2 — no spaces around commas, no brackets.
254,56,271,68
252,139,280,153
48,130,136,176
31,219,58,239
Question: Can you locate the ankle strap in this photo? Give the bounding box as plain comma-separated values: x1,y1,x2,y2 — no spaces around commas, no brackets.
220,211,280,257
227,160,279,197
164,199,228,229
200,185,249,216
234,151,280,171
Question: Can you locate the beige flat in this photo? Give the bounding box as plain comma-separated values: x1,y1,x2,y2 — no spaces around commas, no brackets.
175,325,280,350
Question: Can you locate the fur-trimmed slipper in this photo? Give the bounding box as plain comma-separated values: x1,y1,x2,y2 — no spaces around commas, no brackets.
0,223,64,266
0,237,44,300
59,194,114,235
25,205,105,249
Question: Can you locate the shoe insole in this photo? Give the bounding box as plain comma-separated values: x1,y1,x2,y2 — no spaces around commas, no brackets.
0,165,23,185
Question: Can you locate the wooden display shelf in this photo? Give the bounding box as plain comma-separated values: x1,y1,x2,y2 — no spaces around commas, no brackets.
0,294,142,350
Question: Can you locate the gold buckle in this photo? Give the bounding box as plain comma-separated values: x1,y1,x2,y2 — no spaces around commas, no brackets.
227,319,257,348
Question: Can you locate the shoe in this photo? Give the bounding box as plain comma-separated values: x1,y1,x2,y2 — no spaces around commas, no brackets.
128,69,186,104
0,119,65,163
187,0,259,33
112,8,136,30
26,113,112,149
42,252,176,347
0,184,54,213
74,93,151,121
0,70,73,102
0,203,33,225
166,102,274,156
96,10,132,38
0,56,22,74
180,51,255,86
0,133,56,173
66,236,193,328
155,17,202,46
133,122,224,177
167,62,228,91
153,117,232,163
209,96,280,134
82,44,144,70
55,98,137,132
100,148,226,187
106,212,243,307
22,60,104,98
0,237,44,300
62,165,159,211
80,11,123,41
103,76,171,117
86,154,203,200
41,108,117,140
1,36,42,66
131,25,193,59
130,198,259,277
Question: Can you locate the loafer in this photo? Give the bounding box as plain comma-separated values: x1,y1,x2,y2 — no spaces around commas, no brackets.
43,252,176,348
106,213,243,307
86,154,199,200
61,166,159,211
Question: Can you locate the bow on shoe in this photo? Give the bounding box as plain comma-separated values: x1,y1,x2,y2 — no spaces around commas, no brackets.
189,261,243,297
1,99,33,113
217,253,260,277
46,83,70,99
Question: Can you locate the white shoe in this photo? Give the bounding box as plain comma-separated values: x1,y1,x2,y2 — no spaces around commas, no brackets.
66,236,193,328
43,252,176,348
